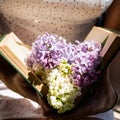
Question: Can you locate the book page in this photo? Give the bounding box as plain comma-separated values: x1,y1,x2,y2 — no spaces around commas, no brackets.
0,33,30,65
85,26,120,70
0,33,30,78
0,33,46,97
85,26,120,57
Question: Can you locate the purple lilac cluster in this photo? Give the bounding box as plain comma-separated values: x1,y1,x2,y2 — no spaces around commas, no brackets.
26,33,102,87
70,41,102,87
26,33,67,69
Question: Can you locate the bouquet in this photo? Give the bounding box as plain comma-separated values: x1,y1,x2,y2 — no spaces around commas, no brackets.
26,33,103,113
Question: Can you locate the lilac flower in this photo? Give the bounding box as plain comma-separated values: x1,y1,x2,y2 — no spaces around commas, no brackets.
26,33,102,88
26,33,102,113
27,33,65,69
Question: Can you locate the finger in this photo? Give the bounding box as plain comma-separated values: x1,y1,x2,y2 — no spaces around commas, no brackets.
36,92,54,112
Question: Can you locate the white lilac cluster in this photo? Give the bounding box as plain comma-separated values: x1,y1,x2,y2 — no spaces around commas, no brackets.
46,59,81,113
26,33,102,113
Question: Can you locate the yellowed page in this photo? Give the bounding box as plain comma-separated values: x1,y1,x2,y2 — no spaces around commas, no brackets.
85,26,120,57
0,33,30,65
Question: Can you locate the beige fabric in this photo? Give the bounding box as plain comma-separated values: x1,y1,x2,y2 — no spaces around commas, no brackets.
0,81,114,120
0,0,113,44
0,81,47,119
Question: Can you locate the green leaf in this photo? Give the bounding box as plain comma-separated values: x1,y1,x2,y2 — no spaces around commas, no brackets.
101,35,109,48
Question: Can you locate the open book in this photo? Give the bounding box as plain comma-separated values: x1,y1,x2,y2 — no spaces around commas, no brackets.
0,26,120,97
0,33,47,97
85,27,120,71
0,33,30,78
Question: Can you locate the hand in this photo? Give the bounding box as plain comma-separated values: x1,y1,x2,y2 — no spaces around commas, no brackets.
0,55,45,105
0,55,118,120
43,69,118,120
0,55,55,115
